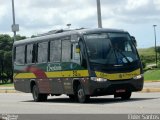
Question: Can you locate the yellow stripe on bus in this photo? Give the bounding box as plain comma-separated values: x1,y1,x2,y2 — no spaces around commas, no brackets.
46,70,89,78
14,70,89,79
95,69,140,80
14,69,140,80
14,73,36,79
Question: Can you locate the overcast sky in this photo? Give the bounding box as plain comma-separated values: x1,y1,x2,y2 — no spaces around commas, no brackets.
0,0,160,48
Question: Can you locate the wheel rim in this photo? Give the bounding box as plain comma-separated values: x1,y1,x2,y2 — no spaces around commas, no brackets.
78,88,85,102
33,86,38,100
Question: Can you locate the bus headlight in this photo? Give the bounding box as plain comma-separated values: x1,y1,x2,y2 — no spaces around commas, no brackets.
133,74,143,80
91,77,107,82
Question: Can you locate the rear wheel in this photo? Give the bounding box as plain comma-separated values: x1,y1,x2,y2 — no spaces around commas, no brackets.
76,85,89,103
32,85,47,102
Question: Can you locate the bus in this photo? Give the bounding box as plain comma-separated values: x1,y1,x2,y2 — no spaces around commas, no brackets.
13,28,144,103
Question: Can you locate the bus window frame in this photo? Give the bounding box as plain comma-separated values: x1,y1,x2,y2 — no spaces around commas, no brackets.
25,43,38,65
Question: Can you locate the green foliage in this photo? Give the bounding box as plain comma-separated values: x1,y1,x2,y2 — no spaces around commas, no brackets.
156,46,160,54
144,69,160,80
0,34,12,51
15,34,26,40
0,34,26,83
138,47,160,68
158,62,160,68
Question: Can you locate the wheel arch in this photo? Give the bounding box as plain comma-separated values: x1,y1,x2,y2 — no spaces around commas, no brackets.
30,79,37,92
72,79,81,94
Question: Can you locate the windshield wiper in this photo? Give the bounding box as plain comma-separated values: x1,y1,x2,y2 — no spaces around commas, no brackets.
113,48,131,64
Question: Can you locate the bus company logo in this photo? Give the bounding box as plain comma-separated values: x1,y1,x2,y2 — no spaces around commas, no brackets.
47,64,62,72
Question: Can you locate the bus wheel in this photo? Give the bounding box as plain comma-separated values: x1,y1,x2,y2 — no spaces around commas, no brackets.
121,92,132,100
69,95,75,101
77,85,89,103
32,85,47,102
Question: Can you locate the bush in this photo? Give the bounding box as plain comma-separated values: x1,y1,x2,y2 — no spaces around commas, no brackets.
141,61,146,69
158,62,160,68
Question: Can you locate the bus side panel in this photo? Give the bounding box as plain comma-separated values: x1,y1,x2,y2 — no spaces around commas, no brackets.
14,79,31,93
50,78,64,94
37,79,52,94
62,78,74,94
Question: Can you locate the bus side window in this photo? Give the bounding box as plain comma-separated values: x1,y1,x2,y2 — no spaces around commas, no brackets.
26,44,32,64
26,44,37,64
62,39,71,62
15,46,25,65
71,43,80,64
14,47,16,62
50,40,61,62
38,42,48,63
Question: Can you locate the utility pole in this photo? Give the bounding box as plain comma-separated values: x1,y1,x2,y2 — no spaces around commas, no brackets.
153,25,158,68
11,0,19,83
96,0,102,28
11,0,19,43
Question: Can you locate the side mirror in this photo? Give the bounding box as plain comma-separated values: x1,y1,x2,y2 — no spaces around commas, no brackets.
131,36,137,47
76,45,80,53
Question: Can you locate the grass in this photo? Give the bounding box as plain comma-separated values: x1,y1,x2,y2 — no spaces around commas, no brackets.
138,47,155,56
0,83,14,87
144,69,160,81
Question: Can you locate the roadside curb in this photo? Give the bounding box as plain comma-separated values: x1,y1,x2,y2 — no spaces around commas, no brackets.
144,80,160,83
0,88,20,93
141,88,160,93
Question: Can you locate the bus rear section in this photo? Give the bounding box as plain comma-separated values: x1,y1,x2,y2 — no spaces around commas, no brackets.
13,28,144,103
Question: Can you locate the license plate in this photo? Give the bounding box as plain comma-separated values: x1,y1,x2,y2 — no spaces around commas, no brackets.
116,89,126,93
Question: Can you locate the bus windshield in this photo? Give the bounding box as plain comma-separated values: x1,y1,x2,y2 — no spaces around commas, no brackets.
84,33,139,65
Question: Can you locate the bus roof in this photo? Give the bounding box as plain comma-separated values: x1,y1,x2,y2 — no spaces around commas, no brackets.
13,28,128,46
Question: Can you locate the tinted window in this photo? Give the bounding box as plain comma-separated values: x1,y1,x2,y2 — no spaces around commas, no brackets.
50,40,61,62
15,46,25,64
85,33,139,65
26,44,37,64
62,40,71,62
38,42,48,63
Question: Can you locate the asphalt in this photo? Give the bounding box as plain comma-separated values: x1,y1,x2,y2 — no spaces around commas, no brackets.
0,82,160,93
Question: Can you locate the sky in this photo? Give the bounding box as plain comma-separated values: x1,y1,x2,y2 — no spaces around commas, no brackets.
0,0,160,48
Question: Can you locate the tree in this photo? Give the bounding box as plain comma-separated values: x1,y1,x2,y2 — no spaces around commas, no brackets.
157,46,160,57
15,34,26,40
157,46,160,68
0,34,26,83
0,34,12,83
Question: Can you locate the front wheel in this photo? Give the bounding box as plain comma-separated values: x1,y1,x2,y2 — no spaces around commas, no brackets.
32,85,48,102
69,95,76,101
77,85,89,103
121,92,132,100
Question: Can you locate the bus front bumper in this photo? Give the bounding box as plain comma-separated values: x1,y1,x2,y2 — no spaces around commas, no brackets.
88,77,144,96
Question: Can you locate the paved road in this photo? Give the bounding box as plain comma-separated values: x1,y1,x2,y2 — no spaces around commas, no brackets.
0,92,160,114
144,82,160,88
0,82,160,93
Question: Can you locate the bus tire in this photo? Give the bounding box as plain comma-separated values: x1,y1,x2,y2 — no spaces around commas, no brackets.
32,85,47,102
69,95,75,101
121,92,132,100
77,85,89,103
